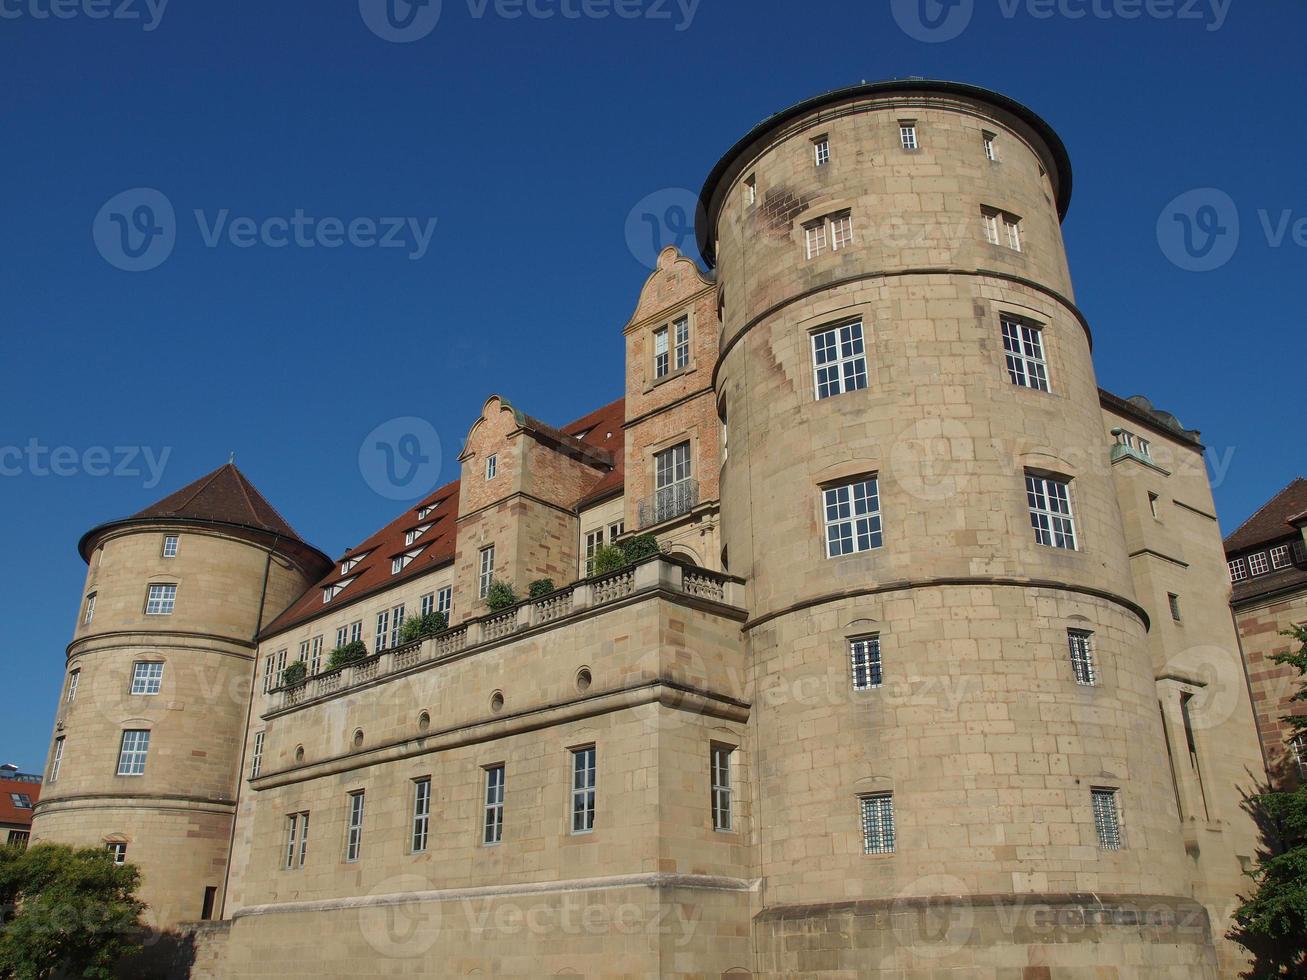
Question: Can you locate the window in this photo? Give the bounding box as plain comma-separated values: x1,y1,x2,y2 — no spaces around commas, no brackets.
273,649,287,689
484,765,505,845
116,730,150,776
859,793,895,854
899,121,917,151
984,208,1022,251
9,793,32,809
405,525,431,546
375,610,390,651
1068,630,1096,686
983,208,1000,245
1168,593,1182,622
130,662,164,696
310,636,323,674
608,521,624,542
1228,558,1248,583
811,321,868,401
66,668,80,704
1004,214,1022,251
298,640,309,666
420,592,435,617
1092,788,1123,849
830,212,854,250
823,478,883,557
1271,544,1293,569
437,586,452,616
673,316,690,371
1291,735,1307,779
50,737,64,782
571,746,596,834
263,653,276,694
391,549,422,575
416,505,434,520
485,454,498,480
83,592,97,625
804,211,854,260
1026,474,1077,550
162,535,178,558
585,529,605,576
478,546,495,599
745,174,756,205
1248,552,1271,576
411,778,432,853
804,220,827,259
814,136,830,167
107,842,128,865
983,130,997,161
849,635,883,690
652,443,694,524
390,605,405,647
144,584,176,616
341,556,363,575
345,791,365,862
7,831,29,849
711,745,733,832
653,325,670,378
284,812,309,870
251,731,265,779
1000,317,1049,391
1148,493,1160,519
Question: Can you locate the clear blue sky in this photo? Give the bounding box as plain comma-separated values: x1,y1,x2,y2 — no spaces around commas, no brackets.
2,0,1302,771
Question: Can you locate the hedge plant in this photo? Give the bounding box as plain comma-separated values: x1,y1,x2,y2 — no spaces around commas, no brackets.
485,579,518,612
326,639,368,671
398,611,447,644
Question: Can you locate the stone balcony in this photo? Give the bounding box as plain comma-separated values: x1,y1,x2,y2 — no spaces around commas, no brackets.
267,556,745,717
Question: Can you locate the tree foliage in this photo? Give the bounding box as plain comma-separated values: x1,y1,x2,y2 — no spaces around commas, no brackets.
528,579,556,599
1230,625,1307,978
398,611,447,644
0,843,146,980
485,579,518,612
326,639,368,671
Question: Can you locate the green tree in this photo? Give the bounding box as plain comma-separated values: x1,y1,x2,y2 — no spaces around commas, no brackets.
1230,625,1307,978
0,843,147,980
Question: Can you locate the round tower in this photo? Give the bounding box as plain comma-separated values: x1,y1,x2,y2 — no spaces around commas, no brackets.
701,81,1220,975
31,464,330,929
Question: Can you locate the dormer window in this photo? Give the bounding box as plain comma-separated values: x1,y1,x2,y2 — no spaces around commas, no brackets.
416,505,434,520
485,455,498,480
405,525,432,547
391,548,424,575
341,556,364,575
323,578,355,603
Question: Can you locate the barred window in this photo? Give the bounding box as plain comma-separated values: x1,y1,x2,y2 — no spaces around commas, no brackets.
1026,473,1077,550
1067,629,1096,686
1001,317,1049,391
130,662,164,696
824,478,883,557
144,583,176,616
484,765,505,845
116,730,150,776
850,636,883,691
1092,788,1123,849
811,321,868,401
711,745,733,832
859,793,895,854
571,746,596,834
411,778,431,853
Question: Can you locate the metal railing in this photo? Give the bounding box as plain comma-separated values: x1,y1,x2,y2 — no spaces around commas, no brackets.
638,479,698,529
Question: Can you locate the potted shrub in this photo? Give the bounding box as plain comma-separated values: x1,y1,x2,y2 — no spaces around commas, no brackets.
592,545,627,576
528,579,556,599
281,660,308,688
326,639,368,671
620,534,661,564
398,611,447,644
485,579,518,612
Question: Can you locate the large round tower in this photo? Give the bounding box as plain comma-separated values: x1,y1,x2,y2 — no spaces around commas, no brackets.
701,81,1221,975
31,464,329,929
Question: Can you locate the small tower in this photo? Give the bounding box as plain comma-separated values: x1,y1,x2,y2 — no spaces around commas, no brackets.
31,464,330,929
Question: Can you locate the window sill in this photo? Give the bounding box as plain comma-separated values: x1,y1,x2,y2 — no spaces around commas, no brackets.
644,364,696,394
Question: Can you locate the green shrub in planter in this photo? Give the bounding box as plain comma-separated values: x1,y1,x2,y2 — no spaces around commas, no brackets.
592,545,627,576
485,579,518,612
620,534,661,563
398,611,447,644
281,660,308,687
326,639,368,671
528,579,556,599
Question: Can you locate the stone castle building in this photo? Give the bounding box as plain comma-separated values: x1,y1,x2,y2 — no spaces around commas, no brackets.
32,80,1271,977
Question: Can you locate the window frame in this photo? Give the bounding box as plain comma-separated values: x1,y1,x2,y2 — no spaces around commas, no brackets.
483,764,505,845
411,777,432,853
653,325,670,379
1248,551,1271,576
66,668,80,704
107,842,128,865
251,731,265,779
673,315,691,371
129,661,164,696
162,535,179,559
849,635,883,691
144,583,177,616
1092,787,1124,849
51,736,64,782
1271,544,1293,569
813,135,830,167
810,320,869,401
1025,473,1078,551
1000,316,1050,392
116,729,151,777
345,791,365,863
478,545,495,599
859,792,896,854
1228,558,1248,583
711,744,734,833
83,592,97,625
983,130,997,162
485,454,498,480
1067,629,1096,686
823,477,884,558
570,745,597,835
899,120,918,151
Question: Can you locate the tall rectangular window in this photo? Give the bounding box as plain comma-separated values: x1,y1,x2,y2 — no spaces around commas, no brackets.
251,731,265,779
484,765,505,845
162,535,179,558
478,546,495,599
653,326,670,378
571,746,596,834
420,592,435,617
1092,788,1123,849
983,208,1000,245
310,636,323,674
608,521,625,542
437,586,452,616
83,592,97,625
50,737,64,782
285,812,309,870
350,621,361,643
859,793,896,854
390,605,405,646
1001,317,1050,391
1168,593,1182,622
804,220,828,259
899,121,917,150
745,174,756,205
849,635,883,690
1068,629,1096,686
811,321,868,400
1026,474,1077,550
1004,214,1022,251
485,454,498,480
145,584,177,616
130,662,164,696
585,529,605,576
117,730,151,776
1291,735,1307,779
375,610,390,651
830,212,855,250
814,136,830,166
673,316,690,370
711,745,733,832
263,653,276,694
345,791,365,862
411,778,431,853
983,130,997,161
653,442,694,524
824,478,883,557
66,668,80,704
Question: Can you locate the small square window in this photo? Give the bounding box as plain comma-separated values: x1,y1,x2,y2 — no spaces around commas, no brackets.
1228,559,1248,584
162,535,178,558
145,584,176,616
1271,544,1292,569
1248,552,1270,576
107,842,128,865
859,793,895,853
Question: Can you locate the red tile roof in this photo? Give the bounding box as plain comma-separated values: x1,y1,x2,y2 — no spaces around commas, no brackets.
261,397,626,640
1225,478,1307,554
0,776,40,830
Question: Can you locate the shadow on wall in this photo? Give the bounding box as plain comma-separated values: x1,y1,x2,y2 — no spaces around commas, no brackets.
113,921,229,980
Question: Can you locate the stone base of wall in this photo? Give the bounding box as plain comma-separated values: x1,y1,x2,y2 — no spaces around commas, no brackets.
115,921,231,980
754,892,1221,978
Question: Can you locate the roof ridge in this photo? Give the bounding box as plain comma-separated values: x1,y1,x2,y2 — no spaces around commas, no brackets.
1226,476,1307,544
231,465,305,542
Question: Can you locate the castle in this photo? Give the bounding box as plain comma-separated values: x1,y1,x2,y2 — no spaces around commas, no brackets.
32,80,1271,978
